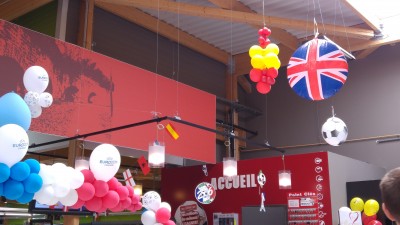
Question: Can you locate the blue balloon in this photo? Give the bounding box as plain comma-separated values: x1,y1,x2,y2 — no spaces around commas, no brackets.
0,163,10,183
24,159,40,174
3,179,24,200
16,191,34,204
0,92,32,131
10,162,30,181
0,182,3,196
23,173,43,193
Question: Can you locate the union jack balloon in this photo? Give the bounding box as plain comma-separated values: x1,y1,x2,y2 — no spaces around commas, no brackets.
287,38,348,101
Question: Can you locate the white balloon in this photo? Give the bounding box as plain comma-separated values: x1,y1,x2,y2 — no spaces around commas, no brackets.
29,104,42,118
23,66,49,93
24,91,40,107
159,202,172,212
339,206,352,213
155,224,163,225
59,189,78,206
141,210,156,225
47,196,59,206
34,185,55,205
70,169,84,189
89,144,121,182
39,164,55,185
53,181,70,198
142,191,162,212
39,92,53,108
0,124,29,167
321,116,348,146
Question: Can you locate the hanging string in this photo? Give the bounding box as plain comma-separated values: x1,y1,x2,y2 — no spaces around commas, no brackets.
154,0,161,141
316,0,327,35
282,155,286,171
338,0,352,53
306,0,311,40
315,102,323,144
262,0,266,27
314,18,319,38
331,106,336,118
229,0,234,159
176,0,181,118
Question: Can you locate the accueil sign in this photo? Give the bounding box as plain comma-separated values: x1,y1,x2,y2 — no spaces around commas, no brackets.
210,174,257,190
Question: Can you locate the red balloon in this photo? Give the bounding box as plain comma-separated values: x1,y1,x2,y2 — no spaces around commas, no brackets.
134,202,143,211
267,68,278,78
266,77,276,85
131,194,140,204
368,220,382,225
81,169,95,183
109,202,124,212
127,204,136,212
362,212,377,225
164,220,176,225
249,69,262,82
262,27,271,37
121,198,132,209
102,190,120,209
93,180,109,198
258,28,264,36
85,196,102,212
69,199,85,209
258,36,266,45
76,182,95,201
256,82,271,94
156,207,171,224
116,186,129,201
260,42,268,48
260,75,268,83
126,185,134,197
107,177,119,190
96,206,108,213
264,38,271,46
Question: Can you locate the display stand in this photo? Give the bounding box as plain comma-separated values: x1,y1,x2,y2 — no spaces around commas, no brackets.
287,192,319,225
213,213,239,225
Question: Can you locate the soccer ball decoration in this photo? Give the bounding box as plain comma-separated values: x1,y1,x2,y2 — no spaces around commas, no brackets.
248,26,281,94
257,170,266,188
287,38,348,101
321,116,348,146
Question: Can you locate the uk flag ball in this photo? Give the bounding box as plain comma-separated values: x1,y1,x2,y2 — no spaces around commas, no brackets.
287,38,348,101
321,117,348,146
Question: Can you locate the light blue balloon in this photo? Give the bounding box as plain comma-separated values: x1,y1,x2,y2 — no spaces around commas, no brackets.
3,179,24,200
16,191,34,204
0,163,10,183
23,173,43,193
0,182,3,196
0,92,32,131
24,159,40,174
10,162,30,181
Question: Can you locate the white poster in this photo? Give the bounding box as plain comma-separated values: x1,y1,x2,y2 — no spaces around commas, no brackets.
338,210,362,225
174,201,208,225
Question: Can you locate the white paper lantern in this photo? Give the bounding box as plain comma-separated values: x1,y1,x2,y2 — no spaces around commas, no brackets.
223,157,237,177
278,170,292,189
39,92,53,108
23,66,49,93
0,124,29,167
322,116,348,146
24,91,40,106
29,104,42,118
148,142,165,168
142,191,161,212
89,144,121,182
74,157,89,171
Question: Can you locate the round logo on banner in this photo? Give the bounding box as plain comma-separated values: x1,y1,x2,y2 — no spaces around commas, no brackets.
194,182,216,204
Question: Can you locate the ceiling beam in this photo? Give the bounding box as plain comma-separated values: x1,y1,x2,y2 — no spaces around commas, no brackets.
207,0,298,50
342,0,382,34
0,0,53,21
355,47,379,59
95,1,230,64
95,0,375,40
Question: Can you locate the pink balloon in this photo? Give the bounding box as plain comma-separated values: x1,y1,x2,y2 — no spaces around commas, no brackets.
109,203,124,212
126,185,134,197
69,199,85,209
102,190,120,209
131,194,140,204
96,206,108,213
121,198,132,209
249,69,262,82
76,182,95,201
368,220,382,225
116,186,129,201
93,180,109,198
127,204,136,212
256,82,271,94
156,208,171,224
107,177,119,190
163,219,176,225
81,169,95,183
134,202,143,211
85,196,102,212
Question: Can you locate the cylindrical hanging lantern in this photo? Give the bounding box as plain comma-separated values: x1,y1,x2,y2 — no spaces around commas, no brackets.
223,157,237,177
75,157,90,171
148,141,165,168
278,170,292,189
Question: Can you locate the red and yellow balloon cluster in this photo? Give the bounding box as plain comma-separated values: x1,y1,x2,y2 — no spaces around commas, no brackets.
350,197,381,225
248,27,281,94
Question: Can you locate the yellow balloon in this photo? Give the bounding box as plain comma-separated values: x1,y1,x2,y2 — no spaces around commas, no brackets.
249,45,263,58
264,53,280,69
364,199,380,216
251,54,265,69
350,197,364,212
265,43,280,55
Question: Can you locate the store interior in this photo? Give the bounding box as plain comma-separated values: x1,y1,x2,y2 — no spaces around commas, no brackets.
1,0,400,225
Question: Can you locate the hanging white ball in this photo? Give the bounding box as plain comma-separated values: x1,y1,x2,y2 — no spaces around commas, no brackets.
24,91,40,107
321,116,348,146
23,66,49,93
39,92,53,108
29,104,42,118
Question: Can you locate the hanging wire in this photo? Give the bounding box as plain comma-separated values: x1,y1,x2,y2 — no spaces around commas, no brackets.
262,0,266,27
154,0,161,141
282,154,286,170
229,0,234,159
306,0,311,39
316,0,327,34
175,0,181,118
331,106,336,118
338,0,352,53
